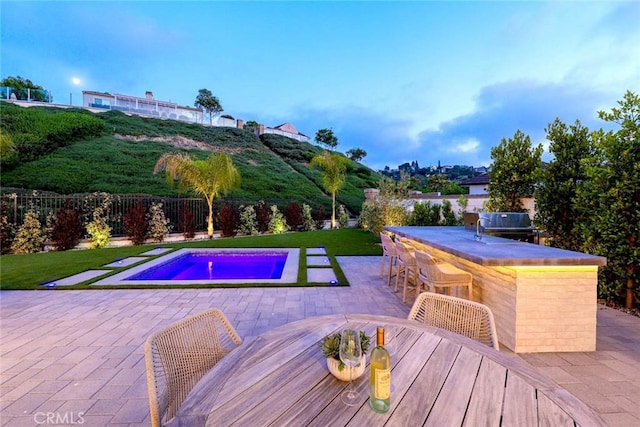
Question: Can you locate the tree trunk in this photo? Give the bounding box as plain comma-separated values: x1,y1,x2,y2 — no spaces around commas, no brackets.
331,193,336,229
207,199,214,238
626,263,636,309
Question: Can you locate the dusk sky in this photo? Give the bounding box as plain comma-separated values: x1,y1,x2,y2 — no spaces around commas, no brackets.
2,1,638,172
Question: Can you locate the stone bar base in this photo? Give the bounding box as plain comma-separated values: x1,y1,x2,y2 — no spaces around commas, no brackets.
411,243,598,353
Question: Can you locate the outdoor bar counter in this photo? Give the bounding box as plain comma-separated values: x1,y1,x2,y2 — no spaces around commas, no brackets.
385,226,607,353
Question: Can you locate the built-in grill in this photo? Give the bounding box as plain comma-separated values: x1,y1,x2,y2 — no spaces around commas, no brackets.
463,212,538,243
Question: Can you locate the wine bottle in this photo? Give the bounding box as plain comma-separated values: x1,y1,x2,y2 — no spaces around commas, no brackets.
369,327,391,413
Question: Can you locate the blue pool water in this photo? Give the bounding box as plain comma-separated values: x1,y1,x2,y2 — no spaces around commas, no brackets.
127,251,288,281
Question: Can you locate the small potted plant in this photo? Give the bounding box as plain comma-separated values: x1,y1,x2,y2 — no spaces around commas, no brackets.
320,331,371,381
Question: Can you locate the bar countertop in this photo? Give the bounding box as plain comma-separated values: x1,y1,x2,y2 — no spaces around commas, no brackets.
384,226,607,267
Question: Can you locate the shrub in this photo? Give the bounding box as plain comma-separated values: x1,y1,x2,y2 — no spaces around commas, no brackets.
11,209,47,254
301,203,316,232
0,199,16,254
147,202,171,243
86,206,111,249
238,205,259,236
1,105,104,163
123,201,149,245
409,201,437,225
337,205,349,228
285,202,303,230
218,202,237,237
442,199,457,225
314,205,326,230
83,193,113,249
358,201,383,234
178,204,196,239
457,195,469,223
255,200,270,233
268,205,288,234
50,199,83,251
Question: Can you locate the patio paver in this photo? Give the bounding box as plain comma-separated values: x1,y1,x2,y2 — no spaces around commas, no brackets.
39,270,112,287
103,257,147,268
1,256,639,426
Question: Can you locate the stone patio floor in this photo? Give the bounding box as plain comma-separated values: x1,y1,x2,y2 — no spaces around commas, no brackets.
1,256,639,426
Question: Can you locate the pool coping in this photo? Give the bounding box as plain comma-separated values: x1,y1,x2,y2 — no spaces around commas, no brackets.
91,248,300,286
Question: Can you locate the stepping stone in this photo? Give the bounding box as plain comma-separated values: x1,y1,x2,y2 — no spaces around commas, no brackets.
103,257,147,267
307,268,338,284
306,256,331,267
306,247,327,255
141,248,173,256
42,270,111,287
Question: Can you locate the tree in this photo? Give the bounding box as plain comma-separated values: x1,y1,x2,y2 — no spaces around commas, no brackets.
577,90,639,308
0,76,49,102
534,119,593,251
194,89,223,126
426,174,449,193
154,151,241,238
346,148,367,162
309,151,350,228
487,130,543,212
244,120,260,133
314,128,338,149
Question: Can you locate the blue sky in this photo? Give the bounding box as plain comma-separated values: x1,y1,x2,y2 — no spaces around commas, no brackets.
2,1,638,172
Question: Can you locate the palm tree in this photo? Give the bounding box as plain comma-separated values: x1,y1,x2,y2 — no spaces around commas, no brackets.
310,151,350,229
154,152,241,238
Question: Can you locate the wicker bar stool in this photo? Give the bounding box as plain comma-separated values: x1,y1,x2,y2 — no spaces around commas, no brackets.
414,250,473,301
379,232,398,286
394,240,422,303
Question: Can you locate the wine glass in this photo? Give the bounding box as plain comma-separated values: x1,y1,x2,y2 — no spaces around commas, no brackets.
339,329,362,405
385,325,396,358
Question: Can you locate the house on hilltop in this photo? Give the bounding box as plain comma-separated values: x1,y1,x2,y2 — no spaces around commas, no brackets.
82,90,203,124
460,173,490,195
261,122,310,143
82,89,310,142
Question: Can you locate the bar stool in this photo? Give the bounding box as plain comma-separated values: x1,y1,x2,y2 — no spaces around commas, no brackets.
394,240,421,303
379,232,398,286
414,250,473,301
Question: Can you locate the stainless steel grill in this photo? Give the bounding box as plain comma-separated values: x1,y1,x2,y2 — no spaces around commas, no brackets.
463,212,538,243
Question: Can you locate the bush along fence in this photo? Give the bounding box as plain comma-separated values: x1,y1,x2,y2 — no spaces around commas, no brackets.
0,191,338,254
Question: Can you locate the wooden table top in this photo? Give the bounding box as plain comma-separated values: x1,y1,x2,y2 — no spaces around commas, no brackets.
168,314,605,427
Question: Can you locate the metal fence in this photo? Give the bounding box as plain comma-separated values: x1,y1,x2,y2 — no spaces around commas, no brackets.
1,192,208,236
0,86,52,103
0,191,324,237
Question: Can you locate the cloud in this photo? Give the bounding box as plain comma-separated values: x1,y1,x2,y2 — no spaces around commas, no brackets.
415,80,620,167
236,80,630,173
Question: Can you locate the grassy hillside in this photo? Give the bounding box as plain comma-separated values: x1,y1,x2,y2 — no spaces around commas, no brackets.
0,103,378,213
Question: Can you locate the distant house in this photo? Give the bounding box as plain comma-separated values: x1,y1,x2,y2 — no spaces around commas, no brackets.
460,174,490,195
262,122,310,143
82,90,203,124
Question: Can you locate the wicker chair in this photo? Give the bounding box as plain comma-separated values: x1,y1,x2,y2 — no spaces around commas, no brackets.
379,232,398,286
408,292,499,350
414,250,473,301
144,309,243,427
394,240,422,303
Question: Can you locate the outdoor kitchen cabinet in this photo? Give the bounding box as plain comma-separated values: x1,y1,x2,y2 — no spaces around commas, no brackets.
385,225,607,353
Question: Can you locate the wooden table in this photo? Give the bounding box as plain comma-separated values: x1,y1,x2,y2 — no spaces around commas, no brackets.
168,314,605,426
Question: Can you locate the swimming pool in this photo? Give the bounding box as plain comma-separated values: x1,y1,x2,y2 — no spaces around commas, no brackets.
92,248,300,285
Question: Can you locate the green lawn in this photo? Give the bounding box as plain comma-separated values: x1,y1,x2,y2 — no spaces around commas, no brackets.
0,228,382,290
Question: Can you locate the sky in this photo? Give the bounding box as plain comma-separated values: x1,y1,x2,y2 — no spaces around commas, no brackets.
1,1,639,172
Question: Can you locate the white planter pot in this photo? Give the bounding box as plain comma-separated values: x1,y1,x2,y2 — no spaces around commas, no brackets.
326,355,366,381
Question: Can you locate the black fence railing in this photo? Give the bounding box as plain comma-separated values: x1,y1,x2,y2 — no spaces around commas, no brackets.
0,191,325,237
